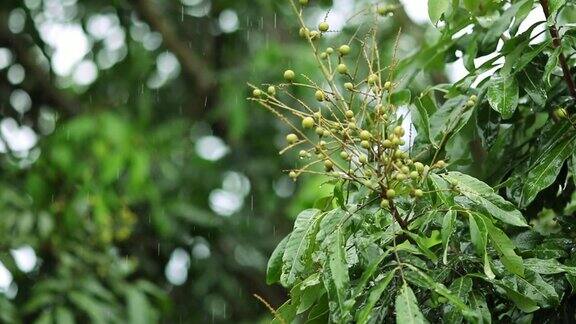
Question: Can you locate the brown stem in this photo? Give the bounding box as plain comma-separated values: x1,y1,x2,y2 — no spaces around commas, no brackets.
539,0,576,104
129,0,216,92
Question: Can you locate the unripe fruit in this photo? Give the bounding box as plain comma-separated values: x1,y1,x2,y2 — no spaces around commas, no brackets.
361,140,371,149
410,171,419,179
299,150,308,158
470,95,478,102
326,47,334,54
383,139,393,148
345,110,354,118
337,63,348,74
555,107,568,119
289,171,298,179
340,151,349,160
267,86,276,96
286,133,298,144
309,31,320,40
368,74,378,84
313,111,322,118
344,82,354,91
401,166,410,173
320,52,328,59
392,137,401,146
380,199,390,208
384,81,392,90
284,70,295,81
338,44,351,56
435,160,447,168
324,160,334,171
359,154,368,164
466,100,475,108
253,89,262,97
319,22,329,32
323,129,330,137
360,130,371,140
386,189,396,198
348,122,357,129
315,127,325,135
393,126,404,137
396,173,406,180
315,90,325,101
414,162,424,172
302,117,315,129
414,189,424,197
394,150,403,158
299,27,310,38
299,0,309,5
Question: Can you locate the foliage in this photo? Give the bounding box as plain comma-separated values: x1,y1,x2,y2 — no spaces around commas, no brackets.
256,0,576,322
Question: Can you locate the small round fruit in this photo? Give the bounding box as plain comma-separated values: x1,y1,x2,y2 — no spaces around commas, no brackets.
322,129,330,137
289,171,298,179
299,0,309,5
286,133,298,144
326,47,334,54
360,130,371,140
253,89,262,97
319,22,329,32
410,171,419,179
414,162,424,172
466,100,475,108
340,151,349,160
348,122,357,129
361,140,371,149
384,81,392,90
302,117,315,129
299,150,308,158
320,52,328,59
380,199,390,208
315,90,325,101
324,160,334,171
315,127,325,135
299,27,309,38
338,44,351,56
337,63,348,74
435,160,447,168
345,110,354,118
393,126,404,137
359,154,368,164
368,74,378,84
344,82,354,91
396,173,406,180
386,189,396,198
309,31,320,40
284,70,295,81
555,107,568,119
383,139,393,148
470,95,478,102
267,86,276,95
401,166,410,173
414,189,424,197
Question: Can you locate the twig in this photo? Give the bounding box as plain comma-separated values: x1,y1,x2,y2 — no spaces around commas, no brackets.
539,0,576,105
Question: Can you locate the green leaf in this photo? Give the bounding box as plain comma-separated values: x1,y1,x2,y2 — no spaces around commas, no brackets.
514,271,559,307
524,258,576,275
494,282,540,313
479,214,524,276
127,287,154,324
281,209,323,287
395,283,427,324
390,89,411,106
444,277,473,323
487,74,519,119
468,213,495,279
356,269,397,324
468,292,492,324
441,210,456,264
267,235,290,284
352,250,392,298
55,307,75,324
326,227,350,317
442,172,528,227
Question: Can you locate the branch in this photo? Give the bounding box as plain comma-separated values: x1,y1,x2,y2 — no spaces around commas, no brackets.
539,0,576,104
0,22,79,117
129,0,216,92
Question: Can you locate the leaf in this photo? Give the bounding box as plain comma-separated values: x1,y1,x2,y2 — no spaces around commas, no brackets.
524,258,576,275
390,89,411,106
395,283,427,324
494,282,540,313
468,292,492,324
468,213,495,279
356,269,397,324
442,172,528,227
325,227,350,317
487,74,519,119
55,307,75,324
405,231,439,263
352,250,391,298
441,210,456,264
444,277,473,323
514,271,559,307
267,235,290,284
281,209,323,287
479,214,524,276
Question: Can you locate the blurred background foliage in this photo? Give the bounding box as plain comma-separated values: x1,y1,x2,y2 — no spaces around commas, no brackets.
0,0,468,322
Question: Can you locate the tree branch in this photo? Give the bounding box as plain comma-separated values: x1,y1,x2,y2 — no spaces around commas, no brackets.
539,0,576,104
0,22,80,117
129,0,216,92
